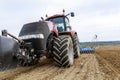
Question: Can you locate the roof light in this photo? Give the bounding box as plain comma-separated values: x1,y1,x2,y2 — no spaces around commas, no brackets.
46,14,48,17
63,9,65,13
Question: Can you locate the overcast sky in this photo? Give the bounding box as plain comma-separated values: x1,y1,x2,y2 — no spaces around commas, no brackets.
0,0,120,42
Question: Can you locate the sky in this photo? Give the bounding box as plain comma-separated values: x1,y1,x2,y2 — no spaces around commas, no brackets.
0,0,120,42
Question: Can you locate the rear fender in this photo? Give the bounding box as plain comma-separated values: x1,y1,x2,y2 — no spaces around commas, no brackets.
59,30,77,38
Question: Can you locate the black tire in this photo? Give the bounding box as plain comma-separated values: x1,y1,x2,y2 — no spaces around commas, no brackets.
53,35,74,67
73,35,80,58
17,54,39,66
46,34,54,59
18,58,39,66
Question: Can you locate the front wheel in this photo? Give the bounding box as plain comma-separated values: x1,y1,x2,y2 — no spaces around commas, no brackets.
17,50,39,66
46,33,54,59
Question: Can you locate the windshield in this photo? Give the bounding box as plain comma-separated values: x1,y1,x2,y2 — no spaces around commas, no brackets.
48,17,65,32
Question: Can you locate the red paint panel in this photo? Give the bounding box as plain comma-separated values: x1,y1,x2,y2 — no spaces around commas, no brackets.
46,21,58,36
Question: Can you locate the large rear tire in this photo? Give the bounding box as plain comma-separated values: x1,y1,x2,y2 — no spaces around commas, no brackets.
53,35,74,67
73,35,80,58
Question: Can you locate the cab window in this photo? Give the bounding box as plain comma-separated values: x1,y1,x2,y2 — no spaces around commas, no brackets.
65,18,71,31
47,17,65,32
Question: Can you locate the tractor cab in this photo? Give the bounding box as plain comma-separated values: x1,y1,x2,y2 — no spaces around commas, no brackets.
46,11,74,32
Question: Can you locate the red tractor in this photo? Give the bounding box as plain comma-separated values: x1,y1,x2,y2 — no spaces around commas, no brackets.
0,10,80,70
45,11,80,66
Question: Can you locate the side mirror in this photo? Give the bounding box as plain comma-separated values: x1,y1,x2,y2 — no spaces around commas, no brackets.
71,12,75,17
2,30,7,36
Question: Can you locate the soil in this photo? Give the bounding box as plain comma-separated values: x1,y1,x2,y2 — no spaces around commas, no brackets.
0,45,120,80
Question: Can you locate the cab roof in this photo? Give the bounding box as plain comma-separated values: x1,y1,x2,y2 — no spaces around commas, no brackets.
46,14,65,20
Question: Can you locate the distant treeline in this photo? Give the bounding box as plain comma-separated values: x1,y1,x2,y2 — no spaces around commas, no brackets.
80,41,120,46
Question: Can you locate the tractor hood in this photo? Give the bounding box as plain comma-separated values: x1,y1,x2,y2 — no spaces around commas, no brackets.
19,21,50,51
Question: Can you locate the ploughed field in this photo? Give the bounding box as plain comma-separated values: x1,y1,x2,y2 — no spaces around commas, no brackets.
0,45,120,80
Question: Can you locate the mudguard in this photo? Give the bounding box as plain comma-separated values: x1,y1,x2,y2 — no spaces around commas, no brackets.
0,36,19,71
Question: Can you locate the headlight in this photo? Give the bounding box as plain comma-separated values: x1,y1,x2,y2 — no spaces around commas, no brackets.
19,34,44,39
30,48,34,53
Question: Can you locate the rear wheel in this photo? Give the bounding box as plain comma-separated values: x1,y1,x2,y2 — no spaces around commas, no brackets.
53,35,74,67
73,35,80,58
